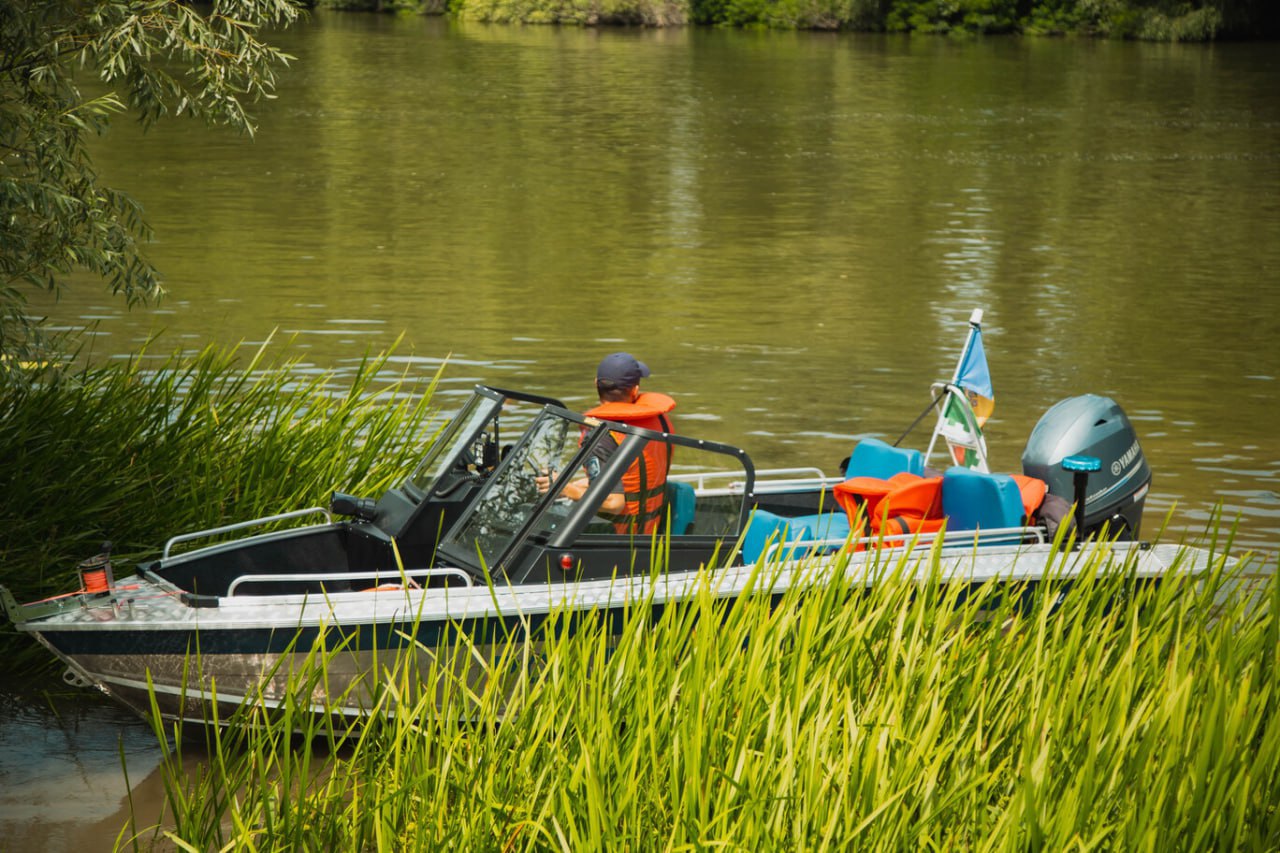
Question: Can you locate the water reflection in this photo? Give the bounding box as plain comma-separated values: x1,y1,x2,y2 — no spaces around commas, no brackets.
0,678,166,851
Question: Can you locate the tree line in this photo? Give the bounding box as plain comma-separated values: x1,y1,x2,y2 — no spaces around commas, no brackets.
319,0,1279,39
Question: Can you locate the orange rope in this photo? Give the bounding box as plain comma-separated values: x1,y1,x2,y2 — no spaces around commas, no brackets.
24,589,89,605
80,567,111,594
22,583,145,607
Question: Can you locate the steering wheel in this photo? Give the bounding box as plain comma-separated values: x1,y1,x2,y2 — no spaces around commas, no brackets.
521,455,579,510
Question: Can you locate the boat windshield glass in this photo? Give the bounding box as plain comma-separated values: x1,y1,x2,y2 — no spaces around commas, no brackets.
440,410,587,570
403,392,502,498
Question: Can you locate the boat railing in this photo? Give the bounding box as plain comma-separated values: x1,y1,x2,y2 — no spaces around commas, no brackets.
751,471,845,493
672,467,835,494
759,524,1047,562
226,567,474,597
164,507,334,560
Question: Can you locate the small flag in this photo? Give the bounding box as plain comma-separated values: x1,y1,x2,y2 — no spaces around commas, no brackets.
956,325,994,426
941,392,983,468
925,311,995,473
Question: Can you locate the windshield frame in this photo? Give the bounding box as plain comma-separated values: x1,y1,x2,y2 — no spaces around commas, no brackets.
401,386,565,502
435,405,757,579
435,405,608,574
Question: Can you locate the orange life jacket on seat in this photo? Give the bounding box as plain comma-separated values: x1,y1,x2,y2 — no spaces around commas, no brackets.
835,471,1051,549
584,392,676,535
1011,474,1049,523
833,472,945,550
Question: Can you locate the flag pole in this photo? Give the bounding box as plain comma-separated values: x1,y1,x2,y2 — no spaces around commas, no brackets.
952,308,984,382
897,314,980,446
927,308,990,471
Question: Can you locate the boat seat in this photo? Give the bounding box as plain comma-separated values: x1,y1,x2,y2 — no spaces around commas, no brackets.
844,437,925,479
942,467,1025,532
666,480,696,535
740,511,851,563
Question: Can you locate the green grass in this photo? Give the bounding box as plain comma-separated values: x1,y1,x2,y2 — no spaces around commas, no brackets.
133,543,1279,850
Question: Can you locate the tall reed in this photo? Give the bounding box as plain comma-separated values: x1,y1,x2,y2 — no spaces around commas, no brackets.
139,542,1279,850
0,338,443,661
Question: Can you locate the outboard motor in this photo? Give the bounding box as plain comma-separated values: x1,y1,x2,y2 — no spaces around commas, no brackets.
1021,395,1151,539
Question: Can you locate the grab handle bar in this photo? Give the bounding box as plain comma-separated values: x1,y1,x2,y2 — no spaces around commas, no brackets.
670,467,829,492
164,507,333,560
227,567,473,597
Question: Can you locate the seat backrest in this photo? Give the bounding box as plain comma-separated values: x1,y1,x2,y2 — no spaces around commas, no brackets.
942,467,1025,531
845,438,924,480
739,510,795,564
740,511,850,563
666,480,697,535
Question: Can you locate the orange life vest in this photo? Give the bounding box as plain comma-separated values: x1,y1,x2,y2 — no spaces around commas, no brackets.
1011,474,1049,522
834,471,1051,550
833,472,945,550
584,392,677,534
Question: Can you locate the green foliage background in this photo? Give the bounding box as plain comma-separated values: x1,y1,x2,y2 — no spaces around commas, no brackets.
316,0,1278,37
0,0,298,378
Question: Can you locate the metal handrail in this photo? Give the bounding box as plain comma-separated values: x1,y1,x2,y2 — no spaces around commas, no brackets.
750,473,844,493
760,525,1046,562
227,567,474,597
751,467,830,481
163,507,333,560
670,467,832,493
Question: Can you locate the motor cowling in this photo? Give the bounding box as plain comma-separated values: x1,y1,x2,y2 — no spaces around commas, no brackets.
1020,395,1151,539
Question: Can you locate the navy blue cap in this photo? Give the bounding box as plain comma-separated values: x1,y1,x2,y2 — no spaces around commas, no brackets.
596,352,650,388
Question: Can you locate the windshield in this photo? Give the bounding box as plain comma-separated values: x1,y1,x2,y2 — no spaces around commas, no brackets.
440,410,588,570
403,392,503,498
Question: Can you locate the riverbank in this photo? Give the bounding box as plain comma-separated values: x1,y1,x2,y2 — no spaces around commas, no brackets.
311,0,1278,40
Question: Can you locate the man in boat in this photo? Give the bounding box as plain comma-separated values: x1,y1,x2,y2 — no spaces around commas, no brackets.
537,352,677,534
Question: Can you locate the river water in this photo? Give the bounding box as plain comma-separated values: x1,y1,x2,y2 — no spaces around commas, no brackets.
7,14,1280,848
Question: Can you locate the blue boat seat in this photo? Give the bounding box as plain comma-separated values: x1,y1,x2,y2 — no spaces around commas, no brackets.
941,467,1024,532
845,438,924,480
740,511,851,563
666,480,696,535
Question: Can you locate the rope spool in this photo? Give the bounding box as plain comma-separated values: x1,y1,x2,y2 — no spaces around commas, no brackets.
81,566,111,594
77,542,115,596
